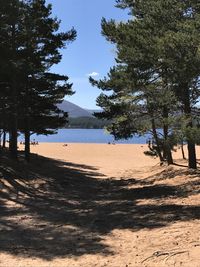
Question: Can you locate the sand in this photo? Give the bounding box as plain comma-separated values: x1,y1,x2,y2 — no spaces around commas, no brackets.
0,143,200,267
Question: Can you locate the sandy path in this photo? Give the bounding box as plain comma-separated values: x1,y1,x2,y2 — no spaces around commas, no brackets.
0,144,200,267
29,143,159,177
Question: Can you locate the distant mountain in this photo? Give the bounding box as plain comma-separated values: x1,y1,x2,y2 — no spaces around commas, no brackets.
85,109,102,115
57,100,94,118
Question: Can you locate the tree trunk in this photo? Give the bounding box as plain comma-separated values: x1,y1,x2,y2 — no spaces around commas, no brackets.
2,131,6,149
187,141,196,169
182,84,197,169
162,108,173,165
0,131,2,148
24,131,30,162
9,22,18,160
9,117,18,159
151,118,164,163
9,84,18,159
180,140,186,160
24,126,30,162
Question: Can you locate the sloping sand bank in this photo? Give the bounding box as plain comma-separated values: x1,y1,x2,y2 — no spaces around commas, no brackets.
0,143,199,267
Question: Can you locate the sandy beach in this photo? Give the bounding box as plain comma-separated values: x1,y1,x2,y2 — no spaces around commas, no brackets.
0,143,200,267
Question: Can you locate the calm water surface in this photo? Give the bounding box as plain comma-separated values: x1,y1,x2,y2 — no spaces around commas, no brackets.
23,129,150,144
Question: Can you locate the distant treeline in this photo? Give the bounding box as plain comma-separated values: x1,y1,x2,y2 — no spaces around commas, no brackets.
67,117,111,129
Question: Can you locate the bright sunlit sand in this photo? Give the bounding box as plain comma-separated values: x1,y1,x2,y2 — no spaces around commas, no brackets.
29,143,160,176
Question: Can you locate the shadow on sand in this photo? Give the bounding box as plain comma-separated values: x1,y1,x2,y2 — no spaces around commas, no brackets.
0,151,200,260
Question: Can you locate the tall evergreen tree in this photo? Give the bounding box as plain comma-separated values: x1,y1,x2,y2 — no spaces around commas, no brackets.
0,0,76,160
91,0,200,168
18,0,76,161
90,65,178,165
0,0,26,158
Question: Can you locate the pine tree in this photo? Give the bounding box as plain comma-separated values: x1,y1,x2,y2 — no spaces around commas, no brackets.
0,0,76,161
0,0,26,158
91,0,200,168
90,65,178,164
18,0,76,161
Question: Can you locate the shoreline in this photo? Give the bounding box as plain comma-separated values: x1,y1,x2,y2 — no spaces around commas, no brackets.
17,128,149,144
19,142,149,146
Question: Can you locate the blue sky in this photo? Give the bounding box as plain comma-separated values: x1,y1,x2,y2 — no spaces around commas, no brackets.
46,0,129,109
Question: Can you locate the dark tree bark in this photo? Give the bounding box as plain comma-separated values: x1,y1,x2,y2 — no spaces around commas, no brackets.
182,84,197,169
9,22,18,160
9,117,18,159
9,86,18,159
2,131,6,148
181,141,186,160
0,131,2,148
151,118,164,163
24,117,30,162
162,107,173,165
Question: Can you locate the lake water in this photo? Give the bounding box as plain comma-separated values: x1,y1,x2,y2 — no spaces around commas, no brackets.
21,129,150,144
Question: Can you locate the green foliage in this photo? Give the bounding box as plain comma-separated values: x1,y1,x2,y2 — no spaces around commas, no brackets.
0,0,76,159
90,0,200,168
67,117,111,129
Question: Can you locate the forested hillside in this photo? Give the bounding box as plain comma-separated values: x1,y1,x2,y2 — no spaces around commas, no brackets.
57,100,94,118
67,117,111,129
